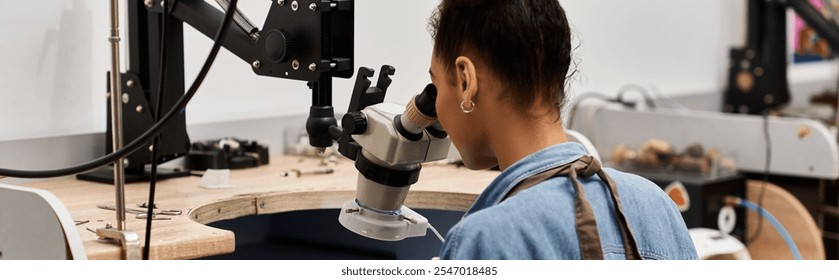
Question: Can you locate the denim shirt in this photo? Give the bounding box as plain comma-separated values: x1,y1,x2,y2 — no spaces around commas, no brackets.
439,142,698,260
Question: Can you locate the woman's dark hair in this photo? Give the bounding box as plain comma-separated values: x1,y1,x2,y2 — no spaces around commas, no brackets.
429,0,573,113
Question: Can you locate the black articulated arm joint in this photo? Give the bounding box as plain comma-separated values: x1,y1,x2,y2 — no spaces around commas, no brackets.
307,105,338,149
722,0,790,115
254,0,355,82
167,0,354,82
723,0,839,115
166,0,356,149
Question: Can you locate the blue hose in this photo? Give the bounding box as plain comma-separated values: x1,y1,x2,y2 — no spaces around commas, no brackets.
738,199,802,260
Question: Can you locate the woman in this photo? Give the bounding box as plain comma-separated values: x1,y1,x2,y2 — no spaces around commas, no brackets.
428,0,698,259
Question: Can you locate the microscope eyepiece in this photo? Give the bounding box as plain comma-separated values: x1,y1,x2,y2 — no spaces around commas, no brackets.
398,84,440,136
414,83,438,118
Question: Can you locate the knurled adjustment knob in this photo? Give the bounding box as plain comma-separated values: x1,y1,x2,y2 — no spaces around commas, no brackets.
342,112,368,135
265,29,294,63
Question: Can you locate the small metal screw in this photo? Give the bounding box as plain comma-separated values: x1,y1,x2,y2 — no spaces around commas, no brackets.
126,79,135,88
754,67,764,77
764,94,775,104
292,60,300,70
291,1,299,11
252,60,262,69
259,202,266,209
105,223,113,229
739,60,750,70
149,145,154,152
309,3,318,11
278,0,286,6
122,93,130,104
160,0,165,8
136,105,144,113
145,0,153,8
309,63,317,71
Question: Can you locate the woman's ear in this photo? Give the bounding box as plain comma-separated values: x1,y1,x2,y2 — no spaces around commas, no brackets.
455,56,478,101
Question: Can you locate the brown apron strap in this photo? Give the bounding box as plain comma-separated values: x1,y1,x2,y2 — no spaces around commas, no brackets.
596,169,643,260
568,167,605,260
504,155,642,260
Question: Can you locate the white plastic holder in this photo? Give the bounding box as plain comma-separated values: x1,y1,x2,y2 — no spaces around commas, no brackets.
338,199,428,241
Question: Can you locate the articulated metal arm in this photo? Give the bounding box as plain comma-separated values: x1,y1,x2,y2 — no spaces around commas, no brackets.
163,0,354,83
169,0,256,63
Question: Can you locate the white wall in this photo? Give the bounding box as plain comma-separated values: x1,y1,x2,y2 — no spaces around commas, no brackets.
1,0,833,142
0,1,106,141
563,0,746,97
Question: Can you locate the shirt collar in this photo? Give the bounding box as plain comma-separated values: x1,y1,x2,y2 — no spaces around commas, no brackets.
464,142,588,216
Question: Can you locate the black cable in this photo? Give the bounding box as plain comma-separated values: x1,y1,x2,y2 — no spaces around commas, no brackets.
144,0,171,260
747,111,772,245
0,0,240,179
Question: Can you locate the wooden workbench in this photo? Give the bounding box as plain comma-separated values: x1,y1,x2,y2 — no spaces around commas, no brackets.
14,155,818,260
19,156,497,260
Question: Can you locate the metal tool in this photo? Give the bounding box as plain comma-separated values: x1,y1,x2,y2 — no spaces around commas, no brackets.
98,205,182,216
137,202,157,209
135,213,172,220
281,168,334,177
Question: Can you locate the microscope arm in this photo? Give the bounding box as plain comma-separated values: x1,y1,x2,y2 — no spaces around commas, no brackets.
163,0,354,82
143,0,355,148
170,0,257,63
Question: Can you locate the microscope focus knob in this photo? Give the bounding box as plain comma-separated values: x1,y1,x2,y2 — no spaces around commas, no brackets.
264,29,294,63
342,112,368,135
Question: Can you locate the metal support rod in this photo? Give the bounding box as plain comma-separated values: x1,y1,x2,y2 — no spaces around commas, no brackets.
109,0,128,231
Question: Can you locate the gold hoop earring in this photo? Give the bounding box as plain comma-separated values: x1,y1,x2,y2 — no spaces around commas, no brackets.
460,100,476,114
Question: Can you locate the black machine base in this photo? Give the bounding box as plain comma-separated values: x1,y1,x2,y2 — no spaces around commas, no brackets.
76,166,191,184
625,168,748,241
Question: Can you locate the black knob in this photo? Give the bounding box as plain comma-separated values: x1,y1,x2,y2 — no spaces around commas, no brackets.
264,29,294,63
342,112,368,135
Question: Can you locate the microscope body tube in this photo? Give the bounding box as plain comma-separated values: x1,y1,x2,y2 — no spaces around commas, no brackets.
338,86,450,241
354,150,416,212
